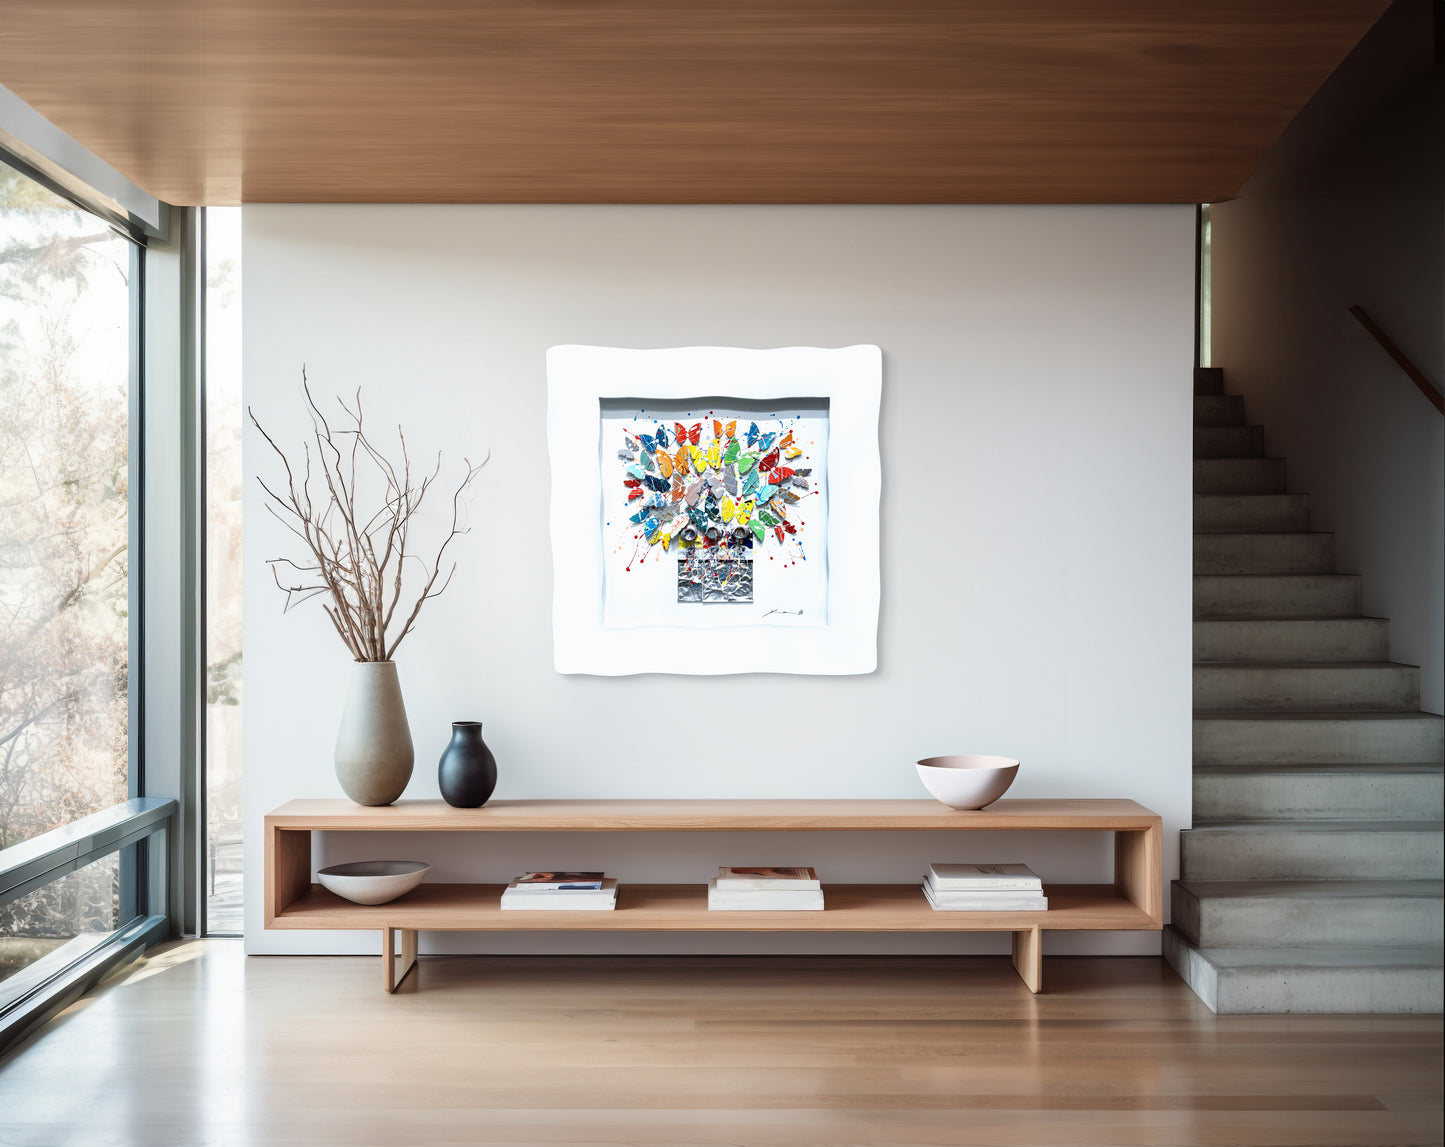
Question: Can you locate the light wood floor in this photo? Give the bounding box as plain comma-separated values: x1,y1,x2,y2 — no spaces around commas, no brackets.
0,942,1440,1147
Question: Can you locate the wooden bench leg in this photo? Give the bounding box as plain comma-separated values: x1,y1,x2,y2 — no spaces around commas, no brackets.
1011,927,1042,993
382,927,419,993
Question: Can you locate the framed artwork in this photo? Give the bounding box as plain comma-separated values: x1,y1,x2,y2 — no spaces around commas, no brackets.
547,344,880,675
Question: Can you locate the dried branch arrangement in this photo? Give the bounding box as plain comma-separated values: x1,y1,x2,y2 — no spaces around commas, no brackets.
249,371,486,662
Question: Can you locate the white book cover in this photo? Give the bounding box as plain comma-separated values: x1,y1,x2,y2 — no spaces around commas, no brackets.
501,878,618,909
707,879,824,911
927,863,1043,890
922,883,1047,912
714,866,820,891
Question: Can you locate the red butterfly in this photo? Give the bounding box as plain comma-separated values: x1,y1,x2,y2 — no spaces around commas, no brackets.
627,490,644,501
773,526,785,543
774,467,795,482
688,422,702,445
623,478,642,488
674,423,687,443
760,448,779,470
783,521,797,534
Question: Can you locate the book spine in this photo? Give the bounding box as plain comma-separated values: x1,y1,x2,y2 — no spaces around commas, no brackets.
713,881,821,892
928,879,1042,891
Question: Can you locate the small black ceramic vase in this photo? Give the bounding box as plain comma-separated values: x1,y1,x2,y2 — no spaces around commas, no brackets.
438,721,497,808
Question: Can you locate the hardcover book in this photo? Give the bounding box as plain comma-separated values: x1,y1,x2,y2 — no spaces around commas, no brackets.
714,866,820,891
513,871,607,890
707,879,824,910
501,878,618,909
927,863,1043,891
922,883,1048,911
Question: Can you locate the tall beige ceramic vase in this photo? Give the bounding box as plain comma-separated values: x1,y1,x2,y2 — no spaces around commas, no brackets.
335,660,414,806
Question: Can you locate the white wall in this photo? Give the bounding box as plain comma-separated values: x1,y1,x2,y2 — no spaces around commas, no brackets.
242,205,1195,956
1211,0,1445,714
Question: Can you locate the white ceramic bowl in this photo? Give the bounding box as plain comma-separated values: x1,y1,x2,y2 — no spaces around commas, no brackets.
317,860,430,905
915,755,1020,810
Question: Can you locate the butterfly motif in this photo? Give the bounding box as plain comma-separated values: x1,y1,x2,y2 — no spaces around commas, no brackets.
674,423,688,443
713,419,723,440
760,448,779,470
687,422,702,445
655,425,670,449
746,422,759,446
725,420,737,439
639,433,657,453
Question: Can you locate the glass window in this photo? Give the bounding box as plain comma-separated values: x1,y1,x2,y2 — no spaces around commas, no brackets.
0,853,121,1003
204,207,243,934
0,159,131,851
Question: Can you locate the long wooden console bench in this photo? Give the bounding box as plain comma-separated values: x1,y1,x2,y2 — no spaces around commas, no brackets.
264,798,1163,994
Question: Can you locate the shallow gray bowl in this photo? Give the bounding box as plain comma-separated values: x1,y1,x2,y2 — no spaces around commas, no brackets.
317,860,430,905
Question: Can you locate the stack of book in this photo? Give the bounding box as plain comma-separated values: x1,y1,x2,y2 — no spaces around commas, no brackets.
708,866,824,911
922,862,1047,911
499,871,618,910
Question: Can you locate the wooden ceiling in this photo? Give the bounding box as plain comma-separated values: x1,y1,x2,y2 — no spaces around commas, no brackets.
0,1,1388,205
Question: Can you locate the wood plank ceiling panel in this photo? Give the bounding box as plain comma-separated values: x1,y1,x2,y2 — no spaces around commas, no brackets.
0,1,1389,205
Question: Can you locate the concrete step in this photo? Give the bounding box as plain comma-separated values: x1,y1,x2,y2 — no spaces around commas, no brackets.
1194,575,1361,619
1180,820,1443,881
1195,394,1246,427
1193,662,1420,712
1194,617,1389,662
1163,926,1443,1013
1195,533,1333,575
1194,425,1265,459
1195,494,1310,533
1172,879,1445,948
1194,764,1444,821
1194,367,1225,396
1194,458,1286,495
1194,711,1444,765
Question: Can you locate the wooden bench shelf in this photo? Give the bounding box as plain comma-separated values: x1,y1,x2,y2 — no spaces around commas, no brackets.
273,882,1155,932
264,798,1164,994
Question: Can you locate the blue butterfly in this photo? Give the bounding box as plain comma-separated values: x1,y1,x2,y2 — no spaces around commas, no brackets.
746,422,759,446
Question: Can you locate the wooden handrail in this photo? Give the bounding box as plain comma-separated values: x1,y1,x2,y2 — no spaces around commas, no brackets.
1349,305,1445,415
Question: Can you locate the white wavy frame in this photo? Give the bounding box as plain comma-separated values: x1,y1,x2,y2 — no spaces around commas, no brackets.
547,344,881,676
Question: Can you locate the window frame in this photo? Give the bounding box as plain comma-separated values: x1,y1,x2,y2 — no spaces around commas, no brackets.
0,129,200,1052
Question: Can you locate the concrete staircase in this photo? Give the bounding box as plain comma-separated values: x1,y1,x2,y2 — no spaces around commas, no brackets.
1164,367,1444,1014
